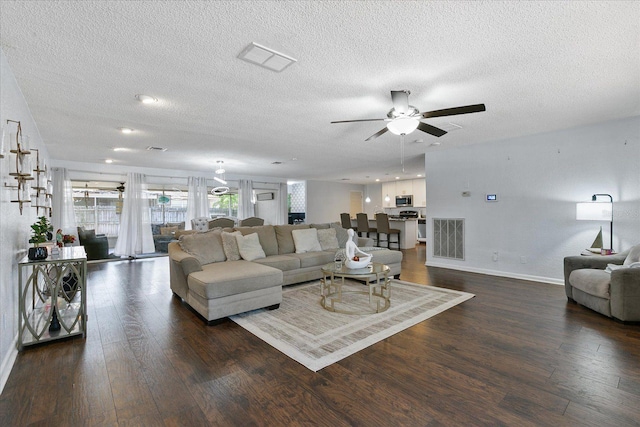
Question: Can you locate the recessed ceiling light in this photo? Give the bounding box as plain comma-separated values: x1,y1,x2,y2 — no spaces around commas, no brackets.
105,159,113,164
238,42,297,72
429,141,441,146
113,147,129,152
375,178,380,182
119,127,133,134
417,174,422,177
136,94,158,104
395,176,400,180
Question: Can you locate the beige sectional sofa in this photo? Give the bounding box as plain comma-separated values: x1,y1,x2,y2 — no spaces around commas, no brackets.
168,223,403,323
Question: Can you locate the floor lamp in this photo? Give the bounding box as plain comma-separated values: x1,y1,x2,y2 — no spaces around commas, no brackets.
576,194,613,250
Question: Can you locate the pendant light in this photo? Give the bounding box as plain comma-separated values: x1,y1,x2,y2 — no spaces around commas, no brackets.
212,161,229,195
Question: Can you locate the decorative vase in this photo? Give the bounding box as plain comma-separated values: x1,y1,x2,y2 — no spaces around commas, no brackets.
28,246,47,261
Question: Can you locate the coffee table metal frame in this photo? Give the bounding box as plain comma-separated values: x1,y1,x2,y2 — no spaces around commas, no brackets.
320,262,391,314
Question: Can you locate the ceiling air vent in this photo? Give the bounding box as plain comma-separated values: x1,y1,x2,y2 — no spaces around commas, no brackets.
238,42,297,72
146,146,167,152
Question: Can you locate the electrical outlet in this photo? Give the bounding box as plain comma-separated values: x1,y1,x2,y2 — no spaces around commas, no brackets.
492,251,499,262
520,256,527,264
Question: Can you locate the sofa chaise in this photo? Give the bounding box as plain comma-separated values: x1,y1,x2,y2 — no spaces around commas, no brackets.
168,223,403,323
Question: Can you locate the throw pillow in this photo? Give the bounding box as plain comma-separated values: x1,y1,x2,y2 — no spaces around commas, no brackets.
624,244,640,265
178,229,226,265
330,223,351,248
160,226,178,236
292,228,322,253
235,232,266,261
221,231,242,261
317,228,339,250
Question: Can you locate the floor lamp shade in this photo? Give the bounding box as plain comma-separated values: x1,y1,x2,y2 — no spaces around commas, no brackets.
576,202,612,221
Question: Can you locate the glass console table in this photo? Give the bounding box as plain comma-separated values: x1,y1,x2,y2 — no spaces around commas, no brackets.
18,246,87,350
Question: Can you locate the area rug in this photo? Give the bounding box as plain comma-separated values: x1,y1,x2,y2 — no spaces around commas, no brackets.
230,279,474,371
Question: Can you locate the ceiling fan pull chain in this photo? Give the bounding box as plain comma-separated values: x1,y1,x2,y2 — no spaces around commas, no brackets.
401,134,405,173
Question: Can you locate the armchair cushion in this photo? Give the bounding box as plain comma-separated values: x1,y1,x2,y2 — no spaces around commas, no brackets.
569,269,611,299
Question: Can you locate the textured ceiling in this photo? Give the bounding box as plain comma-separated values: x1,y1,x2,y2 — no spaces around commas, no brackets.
1,1,638,184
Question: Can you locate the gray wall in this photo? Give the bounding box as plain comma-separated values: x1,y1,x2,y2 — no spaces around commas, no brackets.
425,115,640,283
306,180,366,224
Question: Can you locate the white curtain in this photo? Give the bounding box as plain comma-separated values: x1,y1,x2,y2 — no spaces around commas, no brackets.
277,182,288,225
237,179,255,220
51,167,78,241
185,176,209,230
114,172,155,257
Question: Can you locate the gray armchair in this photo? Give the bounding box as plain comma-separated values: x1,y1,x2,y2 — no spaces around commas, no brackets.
77,227,109,260
564,245,640,322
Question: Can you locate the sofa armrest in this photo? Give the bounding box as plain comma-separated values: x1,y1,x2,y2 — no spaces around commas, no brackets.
168,241,203,299
563,254,626,300
610,268,640,322
168,243,203,276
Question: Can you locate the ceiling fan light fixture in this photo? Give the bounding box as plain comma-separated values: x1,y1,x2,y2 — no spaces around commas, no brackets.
387,117,420,135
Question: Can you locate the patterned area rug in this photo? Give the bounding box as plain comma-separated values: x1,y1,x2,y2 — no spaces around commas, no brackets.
230,279,474,371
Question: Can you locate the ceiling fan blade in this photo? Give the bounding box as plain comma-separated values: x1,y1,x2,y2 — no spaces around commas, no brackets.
421,103,486,119
391,90,410,114
417,122,447,137
365,127,389,141
331,118,386,124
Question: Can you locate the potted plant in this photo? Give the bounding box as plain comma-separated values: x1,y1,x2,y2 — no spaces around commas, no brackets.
28,216,51,260
62,234,76,246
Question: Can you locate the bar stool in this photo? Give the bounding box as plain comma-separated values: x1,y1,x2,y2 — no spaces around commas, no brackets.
375,213,400,249
356,213,377,242
340,213,356,232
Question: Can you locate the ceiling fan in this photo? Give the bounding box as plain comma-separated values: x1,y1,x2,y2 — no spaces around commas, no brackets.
331,90,486,141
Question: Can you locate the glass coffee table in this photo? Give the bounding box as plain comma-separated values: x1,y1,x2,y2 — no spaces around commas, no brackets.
320,262,391,314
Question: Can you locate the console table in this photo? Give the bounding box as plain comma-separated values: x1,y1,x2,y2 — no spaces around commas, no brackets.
18,246,87,350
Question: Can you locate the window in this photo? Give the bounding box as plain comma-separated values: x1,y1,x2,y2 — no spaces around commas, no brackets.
73,188,120,237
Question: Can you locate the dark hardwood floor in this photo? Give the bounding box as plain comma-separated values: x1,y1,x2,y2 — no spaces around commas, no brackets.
2,244,640,426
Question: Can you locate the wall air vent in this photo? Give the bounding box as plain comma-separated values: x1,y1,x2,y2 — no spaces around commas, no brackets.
433,218,465,260
146,146,167,152
238,42,297,72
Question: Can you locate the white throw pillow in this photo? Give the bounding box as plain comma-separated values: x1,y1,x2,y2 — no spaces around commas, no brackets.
317,228,340,250
623,244,640,265
235,232,266,261
292,228,322,253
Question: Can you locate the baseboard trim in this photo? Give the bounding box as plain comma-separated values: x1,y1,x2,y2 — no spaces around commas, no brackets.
0,335,18,395
425,261,564,286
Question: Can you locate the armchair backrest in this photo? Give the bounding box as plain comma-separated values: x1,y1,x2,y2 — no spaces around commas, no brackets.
191,217,210,231
209,217,235,229
239,217,264,227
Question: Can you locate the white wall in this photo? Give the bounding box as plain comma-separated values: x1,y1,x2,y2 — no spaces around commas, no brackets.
306,180,366,224
425,116,640,284
0,49,49,393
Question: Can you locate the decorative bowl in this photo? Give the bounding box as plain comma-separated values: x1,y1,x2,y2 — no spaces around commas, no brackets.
345,255,372,269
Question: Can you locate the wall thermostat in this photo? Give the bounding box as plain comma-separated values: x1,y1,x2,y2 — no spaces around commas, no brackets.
486,194,497,202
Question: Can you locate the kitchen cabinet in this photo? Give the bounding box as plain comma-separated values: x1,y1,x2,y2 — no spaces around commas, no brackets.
396,180,413,196
412,178,426,207
381,182,396,207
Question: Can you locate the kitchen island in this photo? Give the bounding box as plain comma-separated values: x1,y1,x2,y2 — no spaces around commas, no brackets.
350,218,418,249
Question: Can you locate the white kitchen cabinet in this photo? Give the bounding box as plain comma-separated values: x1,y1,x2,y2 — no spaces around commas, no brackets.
396,180,413,196
381,182,396,207
412,178,426,207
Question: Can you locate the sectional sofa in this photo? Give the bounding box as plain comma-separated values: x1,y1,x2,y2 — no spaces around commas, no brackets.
168,223,403,323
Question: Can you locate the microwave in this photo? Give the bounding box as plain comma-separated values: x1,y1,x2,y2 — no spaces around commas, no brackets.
395,195,413,207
